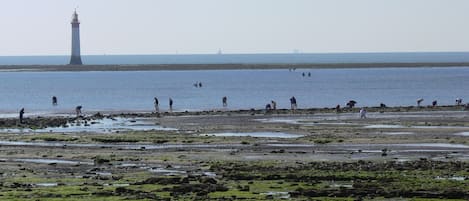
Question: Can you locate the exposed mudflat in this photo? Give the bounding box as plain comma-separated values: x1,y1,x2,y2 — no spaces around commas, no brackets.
0,106,468,200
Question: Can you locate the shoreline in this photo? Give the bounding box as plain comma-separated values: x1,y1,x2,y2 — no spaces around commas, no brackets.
0,104,467,129
0,62,468,72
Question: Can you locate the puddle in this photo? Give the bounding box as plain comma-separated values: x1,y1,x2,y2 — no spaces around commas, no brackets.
112,183,130,187
455,132,469,136
0,117,176,134
256,118,359,126
256,118,300,124
11,158,93,165
203,132,303,139
0,140,248,150
265,144,315,147
261,192,290,199
381,132,414,135
330,184,353,188
149,168,186,175
95,172,112,176
364,125,405,129
365,124,469,129
203,172,217,177
435,176,465,181
397,143,469,149
35,183,58,187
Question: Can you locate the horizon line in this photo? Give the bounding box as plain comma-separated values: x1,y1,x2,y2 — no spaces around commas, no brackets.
1,51,469,57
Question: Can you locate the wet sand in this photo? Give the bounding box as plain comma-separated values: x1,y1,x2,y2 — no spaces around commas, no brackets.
0,106,468,200
1,62,469,72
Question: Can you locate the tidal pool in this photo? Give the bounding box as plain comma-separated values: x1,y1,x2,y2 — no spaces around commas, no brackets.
0,117,176,134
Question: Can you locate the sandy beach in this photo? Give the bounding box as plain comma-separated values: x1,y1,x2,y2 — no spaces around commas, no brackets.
0,105,468,200
0,62,469,72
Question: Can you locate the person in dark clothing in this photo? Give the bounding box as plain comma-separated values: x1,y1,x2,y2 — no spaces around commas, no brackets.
432,100,437,107
335,104,341,113
346,100,357,108
75,105,82,117
271,100,277,110
169,98,173,112
265,103,272,110
154,97,159,112
52,96,58,106
19,108,25,124
222,96,227,107
290,96,297,110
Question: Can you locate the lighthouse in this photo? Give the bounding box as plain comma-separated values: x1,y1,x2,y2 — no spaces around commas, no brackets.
69,10,83,65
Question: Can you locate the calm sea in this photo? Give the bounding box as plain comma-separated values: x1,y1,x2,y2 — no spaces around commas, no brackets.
1,52,469,65
0,67,467,115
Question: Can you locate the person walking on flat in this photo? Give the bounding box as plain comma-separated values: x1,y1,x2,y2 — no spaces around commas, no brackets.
75,105,82,117
154,97,159,112
169,98,173,112
52,96,58,106
222,96,227,107
19,108,25,124
290,96,297,110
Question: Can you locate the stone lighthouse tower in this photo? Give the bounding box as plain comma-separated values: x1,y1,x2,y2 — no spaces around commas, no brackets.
69,10,83,65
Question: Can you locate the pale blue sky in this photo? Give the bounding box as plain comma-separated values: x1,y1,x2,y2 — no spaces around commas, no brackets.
0,0,468,56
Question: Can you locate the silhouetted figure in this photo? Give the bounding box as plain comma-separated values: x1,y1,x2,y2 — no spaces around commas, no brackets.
456,98,463,106
265,104,272,110
346,100,357,108
52,96,58,106
169,98,173,112
198,82,202,87
417,98,424,107
222,96,227,107
380,103,387,108
335,104,341,113
154,97,159,112
19,108,25,124
271,100,277,110
359,108,367,119
432,100,437,107
308,72,311,77
302,72,305,77
75,106,82,117
290,96,297,110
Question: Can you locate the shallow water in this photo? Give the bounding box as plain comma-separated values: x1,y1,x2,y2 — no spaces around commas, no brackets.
0,117,176,133
0,67,467,115
0,140,248,150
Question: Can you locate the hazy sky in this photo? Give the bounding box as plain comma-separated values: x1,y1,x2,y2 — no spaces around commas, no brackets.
0,0,468,56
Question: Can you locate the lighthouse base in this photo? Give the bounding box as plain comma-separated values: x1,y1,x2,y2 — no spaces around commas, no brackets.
69,56,83,65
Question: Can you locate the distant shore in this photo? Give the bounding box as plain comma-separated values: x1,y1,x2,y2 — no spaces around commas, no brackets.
0,62,468,72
